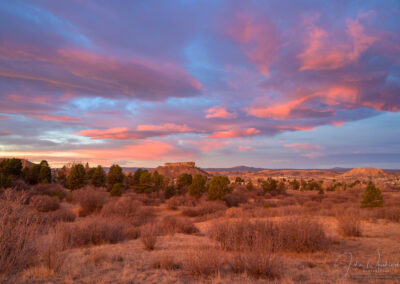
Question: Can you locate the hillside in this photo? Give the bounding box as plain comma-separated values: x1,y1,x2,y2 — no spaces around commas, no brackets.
340,168,394,178
153,162,210,179
254,169,339,179
0,158,35,168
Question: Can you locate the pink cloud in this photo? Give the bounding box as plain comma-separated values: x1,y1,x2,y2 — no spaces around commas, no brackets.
228,13,279,76
238,146,254,151
77,128,147,140
193,140,231,152
332,121,345,127
205,105,237,119
136,123,193,132
210,128,260,138
284,143,324,152
298,13,377,71
31,114,81,122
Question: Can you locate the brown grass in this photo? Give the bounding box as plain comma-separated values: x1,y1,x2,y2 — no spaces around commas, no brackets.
55,216,125,249
337,210,362,237
208,217,330,253
74,189,107,217
182,201,227,217
140,224,158,250
0,199,41,275
158,215,199,235
152,255,181,270
30,195,60,212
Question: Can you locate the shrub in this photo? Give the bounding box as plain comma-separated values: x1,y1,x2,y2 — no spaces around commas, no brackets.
110,183,124,197
140,224,158,250
231,252,280,279
208,217,329,253
0,199,40,274
361,182,384,208
207,176,231,200
223,190,248,207
164,186,176,199
159,215,199,235
75,189,107,217
176,173,193,194
166,195,197,210
55,217,125,249
30,195,60,212
91,165,106,187
48,208,76,223
182,201,227,217
183,248,222,277
337,210,362,237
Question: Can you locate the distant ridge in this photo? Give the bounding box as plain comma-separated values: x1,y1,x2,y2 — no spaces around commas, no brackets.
204,165,265,172
153,162,210,178
340,168,394,178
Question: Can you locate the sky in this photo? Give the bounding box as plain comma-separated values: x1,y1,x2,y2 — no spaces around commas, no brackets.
0,0,400,169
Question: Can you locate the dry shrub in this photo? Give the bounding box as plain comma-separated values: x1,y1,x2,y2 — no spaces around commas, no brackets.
371,207,400,223
74,189,107,217
183,247,223,277
140,224,158,250
208,217,329,253
158,215,199,235
37,233,64,272
278,196,297,206
337,210,362,237
123,227,141,240
47,208,76,223
101,196,141,218
31,184,68,200
223,191,248,207
166,195,197,210
152,255,180,270
0,199,41,275
182,201,227,217
55,217,125,249
30,195,60,212
231,252,280,279
303,201,321,212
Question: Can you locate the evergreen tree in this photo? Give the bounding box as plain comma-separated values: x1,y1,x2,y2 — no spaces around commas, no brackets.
91,165,106,187
137,170,152,193
176,173,192,194
133,169,143,185
361,182,384,208
107,164,124,188
67,164,86,190
56,166,68,186
152,171,164,190
207,176,231,200
38,160,51,183
246,180,254,191
189,174,207,198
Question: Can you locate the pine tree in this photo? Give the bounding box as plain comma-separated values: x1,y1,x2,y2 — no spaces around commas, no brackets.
107,164,124,188
67,164,86,190
38,160,51,183
189,174,207,198
207,176,231,200
361,182,384,208
91,165,106,187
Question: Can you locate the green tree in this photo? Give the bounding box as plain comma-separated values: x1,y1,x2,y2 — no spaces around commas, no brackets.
289,179,300,190
189,174,207,198
207,176,231,200
91,165,106,187
133,169,143,185
107,164,124,188
152,171,164,190
361,182,384,208
38,160,51,183
67,164,86,190
56,166,68,186
24,164,41,185
110,183,124,197
164,186,176,199
176,173,192,194
0,158,22,177
262,178,278,194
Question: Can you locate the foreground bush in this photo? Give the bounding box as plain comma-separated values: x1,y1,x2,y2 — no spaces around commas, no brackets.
140,224,158,250
208,217,329,253
55,217,125,249
30,195,60,212
0,200,41,275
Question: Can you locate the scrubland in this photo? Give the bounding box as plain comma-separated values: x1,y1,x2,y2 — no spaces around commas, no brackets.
1,180,400,283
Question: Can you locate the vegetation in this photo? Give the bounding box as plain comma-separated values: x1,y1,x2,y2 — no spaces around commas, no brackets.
91,165,106,187
67,164,86,190
188,174,207,198
361,182,384,208
207,176,231,200
107,164,124,188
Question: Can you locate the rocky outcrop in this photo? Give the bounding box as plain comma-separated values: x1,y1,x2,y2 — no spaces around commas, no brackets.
164,162,195,167
153,162,210,179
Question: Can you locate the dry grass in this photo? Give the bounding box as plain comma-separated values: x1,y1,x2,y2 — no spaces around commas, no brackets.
182,201,227,217
55,216,125,249
0,199,41,275
30,195,60,212
158,215,199,235
152,255,181,270
140,224,158,250
73,188,107,217
337,210,362,237
208,217,330,253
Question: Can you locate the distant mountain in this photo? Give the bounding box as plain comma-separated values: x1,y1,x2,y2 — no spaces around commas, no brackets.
204,165,265,172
